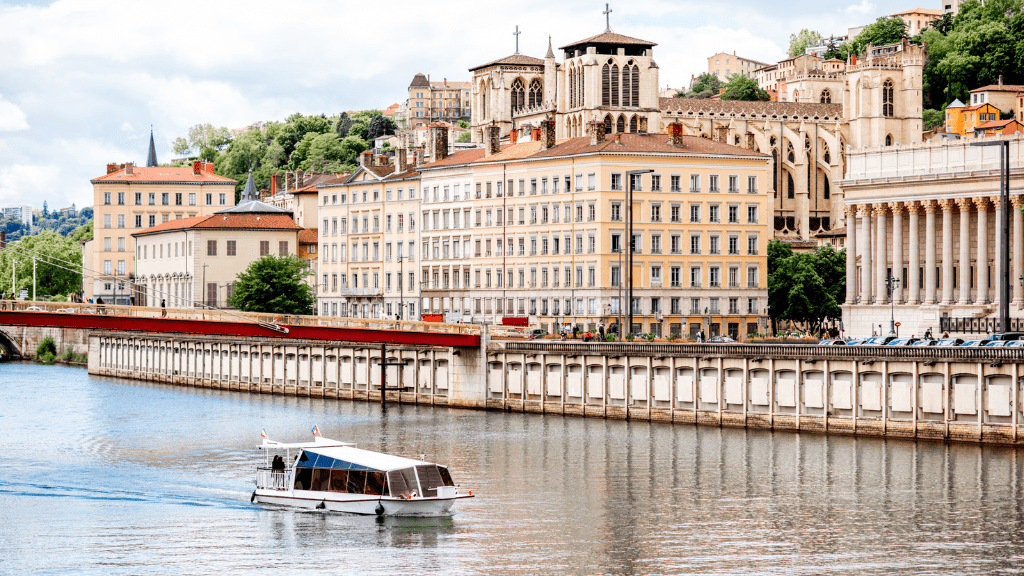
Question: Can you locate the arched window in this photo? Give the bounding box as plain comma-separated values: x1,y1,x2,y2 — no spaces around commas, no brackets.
578,68,585,109
882,79,894,117
622,64,632,107
823,177,830,199
885,134,893,146
787,141,795,163
569,66,576,108
821,142,831,164
820,89,832,103
610,64,620,107
616,115,625,133
630,64,640,107
602,63,610,106
771,149,778,198
511,78,525,114
629,115,637,132
528,80,543,108
787,173,795,199
792,90,800,102
604,114,613,134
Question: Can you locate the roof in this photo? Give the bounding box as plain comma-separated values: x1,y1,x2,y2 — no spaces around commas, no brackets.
429,81,471,89
294,172,345,193
976,119,1020,130
132,213,301,237
216,199,293,215
559,31,657,50
91,166,236,184
409,73,430,88
417,147,489,169
660,97,843,119
298,228,318,243
946,98,965,109
970,84,1024,93
813,226,846,238
299,444,428,472
524,132,768,160
469,54,545,72
964,102,1000,111
892,7,942,15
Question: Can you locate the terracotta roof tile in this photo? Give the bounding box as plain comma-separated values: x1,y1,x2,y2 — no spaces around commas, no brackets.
976,119,1020,129
559,31,657,50
523,133,767,160
469,54,545,72
298,228,319,243
131,213,300,236
970,84,1024,93
92,166,236,184
660,97,843,119
417,148,488,169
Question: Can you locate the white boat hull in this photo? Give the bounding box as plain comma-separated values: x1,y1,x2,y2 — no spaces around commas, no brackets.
253,489,467,516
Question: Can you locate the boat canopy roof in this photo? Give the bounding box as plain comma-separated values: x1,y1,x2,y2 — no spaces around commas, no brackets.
262,436,433,472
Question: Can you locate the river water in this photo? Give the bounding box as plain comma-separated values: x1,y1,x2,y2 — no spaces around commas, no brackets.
3,362,1024,574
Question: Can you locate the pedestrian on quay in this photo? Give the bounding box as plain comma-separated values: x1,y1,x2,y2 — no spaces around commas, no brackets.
161,299,167,317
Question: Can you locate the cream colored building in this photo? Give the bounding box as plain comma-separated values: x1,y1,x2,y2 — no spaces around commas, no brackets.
968,79,1024,114
87,159,236,304
707,51,770,80
414,122,770,338
840,135,1024,337
407,73,471,128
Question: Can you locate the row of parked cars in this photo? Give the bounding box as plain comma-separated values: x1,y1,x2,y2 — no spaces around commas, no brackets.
820,332,1024,347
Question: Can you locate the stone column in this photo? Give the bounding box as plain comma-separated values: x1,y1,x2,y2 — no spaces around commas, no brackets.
846,205,858,304
940,199,955,305
908,202,921,305
890,202,904,303
1013,196,1024,305
925,200,938,305
860,204,873,304
995,197,1005,311
875,205,888,304
956,197,972,305
976,197,990,304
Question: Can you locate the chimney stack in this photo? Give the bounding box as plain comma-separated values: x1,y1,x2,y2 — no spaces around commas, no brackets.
510,129,519,144
668,122,684,146
296,169,304,188
714,125,729,143
638,117,649,134
107,163,119,174
589,120,606,146
397,148,408,172
358,151,372,167
125,162,134,176
485,125,501,156
431,124,449,163
540,119,556,150
999,74,1004,86
375,154,388,166
192,160,202,176
271,174,279,195
530,127,542,142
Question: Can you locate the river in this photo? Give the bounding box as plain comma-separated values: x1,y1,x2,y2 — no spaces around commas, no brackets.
2,362,1024,574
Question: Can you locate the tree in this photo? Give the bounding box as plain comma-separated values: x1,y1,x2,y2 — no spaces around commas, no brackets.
335,112,355,138
767,242,846,335
688,73,723,97
366,115,397,142
42,201,48,217
172,123,232,156
228,255,314,315
923,108,945,131
457,132,471,143
456,120,469,129
788,28,823,57
720,75,771,101
848,16,908,56
69,221,93,243
0,230,82,297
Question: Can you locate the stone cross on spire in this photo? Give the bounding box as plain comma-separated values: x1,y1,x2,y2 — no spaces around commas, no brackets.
603,3,613,32
513,25,521,55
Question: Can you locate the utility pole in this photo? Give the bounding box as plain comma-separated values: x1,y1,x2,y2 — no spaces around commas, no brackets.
12,259,18,300
32,258,36,302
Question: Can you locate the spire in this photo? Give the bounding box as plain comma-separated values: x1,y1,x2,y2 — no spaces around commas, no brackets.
545,35,555,59
145,126,158,167
242,169,258,201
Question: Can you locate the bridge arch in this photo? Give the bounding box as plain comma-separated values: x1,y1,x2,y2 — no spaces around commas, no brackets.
0,326,22,358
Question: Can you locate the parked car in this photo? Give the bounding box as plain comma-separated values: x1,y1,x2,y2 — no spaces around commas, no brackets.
1006,340,1024,347
845,338,864,346
529,328,546,339
935,338,964,347
24,306,44,311
819,340,847,345
858,335,897,346
912,339,938,346
961,340,986,347
708,336,736,343
984,332,1024,342
984,340,1011,347
886,338,919,346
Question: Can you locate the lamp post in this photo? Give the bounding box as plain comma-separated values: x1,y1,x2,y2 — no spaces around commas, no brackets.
970,139,1010,331
32,258,36,302
615,247,623,340
885,275,900,335
397,254,403,320
12,259,18,300
625,169,654,336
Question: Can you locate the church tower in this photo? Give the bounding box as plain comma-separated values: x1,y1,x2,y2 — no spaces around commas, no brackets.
843,40,925,149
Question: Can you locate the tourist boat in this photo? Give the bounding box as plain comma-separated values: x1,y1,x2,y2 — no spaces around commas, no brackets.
251,432,473,516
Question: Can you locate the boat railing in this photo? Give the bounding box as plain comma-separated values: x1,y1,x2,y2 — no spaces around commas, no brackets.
256,467,291,491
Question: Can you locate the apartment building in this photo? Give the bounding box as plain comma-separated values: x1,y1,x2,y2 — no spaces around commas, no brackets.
407,73,471,128
86,160,236,303
707,51,771,80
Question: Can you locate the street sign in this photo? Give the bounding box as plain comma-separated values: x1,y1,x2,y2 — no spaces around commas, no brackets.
895,322,901,327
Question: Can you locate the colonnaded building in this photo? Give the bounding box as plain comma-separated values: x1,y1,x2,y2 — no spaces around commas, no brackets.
469,16,925,240
841,136,1024,337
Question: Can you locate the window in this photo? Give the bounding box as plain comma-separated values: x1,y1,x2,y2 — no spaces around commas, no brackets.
747,175,757,194
188,192,196,206
117,192,125,205
226,240,237,256
709,205,720,223
747,235,758,255
671,234,681,254
117,214,125,228
651,174,662,191
134,215,142,228
651,234,661,254
148,215,156,227
690,234,701,255
671,175,681,192
206,193,213,205
611,202,622,221
175,193,182,206
729,236,739,255
219,193,226,205
882,79,894,117
587,173,595,190
103,192,111,205
162,193,169,205
709,175,720,193
728,205,738,223
651,203,661,222
709,266,720,287
260,240,270,256
207,240,217,256
611,173,622,191
670,266,681,288
279,241,288,256
747,205,758,223
728,175,738,193
689,174,700,193
709,235,720,255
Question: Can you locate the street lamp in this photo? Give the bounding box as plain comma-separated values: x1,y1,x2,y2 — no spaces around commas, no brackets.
970,139,1010,331
614,247,623,340
625,169,654,336
885,275,900,335
12,259,18,301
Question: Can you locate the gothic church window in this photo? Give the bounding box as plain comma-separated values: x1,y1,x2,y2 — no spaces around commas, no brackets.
820,89,832,103
511,79,525,114
602,64,610,106
604,114,613,134
823,177,830,199
882,79,894,117
528,80,543,108
616,115,625,133
629,115,637,132
611,63,620,106
787,141,795,163
885,134,893,146
630,63,639,106
787,173,795,199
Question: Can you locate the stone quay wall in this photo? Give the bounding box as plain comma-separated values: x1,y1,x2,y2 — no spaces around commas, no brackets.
89,334,1024,445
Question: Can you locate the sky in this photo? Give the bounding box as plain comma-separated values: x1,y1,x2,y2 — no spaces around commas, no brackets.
0,0,915,212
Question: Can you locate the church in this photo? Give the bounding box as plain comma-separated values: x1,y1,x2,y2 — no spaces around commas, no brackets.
469,11,925,240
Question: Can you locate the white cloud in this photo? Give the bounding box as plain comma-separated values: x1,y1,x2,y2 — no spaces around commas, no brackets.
0,95,29,131
120,121,133,132
846,0,877,16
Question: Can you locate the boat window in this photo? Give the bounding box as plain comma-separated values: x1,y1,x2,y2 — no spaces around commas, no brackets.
311,468,331,492
347,470,367,494
437,466,455,487
364,471,385,496
293,467,313,491
329,470,348,492
389,468,420,498
415,465,443,498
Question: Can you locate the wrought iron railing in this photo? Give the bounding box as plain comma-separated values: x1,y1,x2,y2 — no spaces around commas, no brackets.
940,316,1024,334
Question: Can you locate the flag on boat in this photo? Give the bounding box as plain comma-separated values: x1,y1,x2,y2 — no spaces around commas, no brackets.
311,424,320,437
260,429,267,438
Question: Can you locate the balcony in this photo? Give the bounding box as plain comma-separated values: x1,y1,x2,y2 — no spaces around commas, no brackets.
337,287,383,297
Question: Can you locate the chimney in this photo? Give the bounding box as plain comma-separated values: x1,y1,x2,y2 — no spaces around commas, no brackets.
431,124,449,162
589,120,606,145
376,154,388,166
510,129,519,144
125,162,134,176
668,122,684,146
531,127,542,142
745,133,755,149
714,125,729,143
192,160,202,176
638,117,649,134
205,161,215,174
358,151,372,167
296,169,304,188
271,174,279,195
540,119,556,150
397,148,408,172
999,74,1004,86
284,171,291,192
485,125,501,156
106,163,119,174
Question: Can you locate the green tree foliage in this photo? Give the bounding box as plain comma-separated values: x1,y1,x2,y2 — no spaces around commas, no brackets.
456,120,469,129
923,108,945,131
172,123,232,156
457,132,471,143
366,115,397,142
720,75,771,101
788,29,823,57
228,255,314,315
847,16,908,56
69,221,93,243
768,242,845,335
685,73,723,98
0,230,83,298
